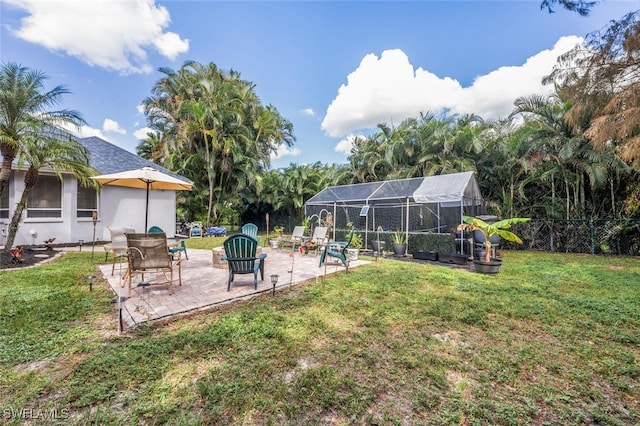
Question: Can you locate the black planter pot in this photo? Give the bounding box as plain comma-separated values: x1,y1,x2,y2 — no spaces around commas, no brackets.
412,251,438,261
473,248,487,260
438,253,468,265
371,240,385,253
392,243,407,257
473,258,502,274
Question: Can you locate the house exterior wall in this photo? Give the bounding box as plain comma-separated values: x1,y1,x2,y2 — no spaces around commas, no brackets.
0,171,178,247
0,170,80,246
98,186,177,240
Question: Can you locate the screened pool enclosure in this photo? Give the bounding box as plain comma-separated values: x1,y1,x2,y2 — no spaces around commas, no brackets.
304,171,486,249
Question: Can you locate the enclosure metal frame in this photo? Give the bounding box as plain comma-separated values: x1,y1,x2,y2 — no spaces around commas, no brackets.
304,172,486,254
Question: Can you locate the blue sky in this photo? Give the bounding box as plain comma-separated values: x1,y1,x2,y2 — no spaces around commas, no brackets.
1,0,637,169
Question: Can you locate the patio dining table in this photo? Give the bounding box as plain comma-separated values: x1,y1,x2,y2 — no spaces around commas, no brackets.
104,238,181,272
104,237,184,294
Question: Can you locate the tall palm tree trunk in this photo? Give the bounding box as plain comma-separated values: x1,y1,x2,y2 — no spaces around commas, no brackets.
207,174,215,225
566,182,570,220
551,176,555,214
579,175,585,218
0,144,17,196
201,130,215,227
610,180,616,218
510,179,515,218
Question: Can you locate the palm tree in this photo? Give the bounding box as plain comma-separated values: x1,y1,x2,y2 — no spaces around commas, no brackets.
144,62,238,224
0,62,85,197
339,133,388,183
493,125,533,218
252,105,295,161
4,131,97,250
417,114,482,176
281,163,326,214
510,94,585,218
143,60,295,225
136,130,166,163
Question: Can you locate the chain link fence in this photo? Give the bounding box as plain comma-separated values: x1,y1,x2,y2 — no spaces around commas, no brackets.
239,213,640,256
504,219,640,256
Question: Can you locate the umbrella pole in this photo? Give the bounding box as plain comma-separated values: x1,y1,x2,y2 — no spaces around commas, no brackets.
144,183,150,233
138,182,152,288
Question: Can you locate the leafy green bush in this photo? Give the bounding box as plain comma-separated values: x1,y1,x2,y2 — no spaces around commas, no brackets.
407,232,455,253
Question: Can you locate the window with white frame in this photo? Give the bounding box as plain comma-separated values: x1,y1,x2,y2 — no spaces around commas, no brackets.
77,183,97,218
0,185,8,219
27,175,62,218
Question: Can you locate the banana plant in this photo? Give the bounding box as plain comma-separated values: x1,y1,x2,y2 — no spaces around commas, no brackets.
462,216,530,263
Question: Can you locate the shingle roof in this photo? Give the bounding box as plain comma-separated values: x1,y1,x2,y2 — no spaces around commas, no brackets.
77,136,190,183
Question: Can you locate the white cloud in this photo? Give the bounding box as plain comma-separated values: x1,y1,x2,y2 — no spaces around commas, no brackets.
153,31,189,60
103,118,126,134
301,108,315,116
133,127,154,140
322,36,582,137
136,104,145,114
271,145,301,160
5,0,189,74
334,134,363,155
73,124,109,141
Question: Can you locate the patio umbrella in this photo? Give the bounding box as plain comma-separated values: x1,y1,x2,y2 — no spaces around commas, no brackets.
91,166,193,232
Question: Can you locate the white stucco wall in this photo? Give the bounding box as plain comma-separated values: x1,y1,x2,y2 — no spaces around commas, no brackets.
0,171,178,247
98,186,177,240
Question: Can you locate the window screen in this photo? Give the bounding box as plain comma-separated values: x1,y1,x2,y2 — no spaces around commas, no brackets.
0,186,8,219
27,175,62,218
77,184,97,218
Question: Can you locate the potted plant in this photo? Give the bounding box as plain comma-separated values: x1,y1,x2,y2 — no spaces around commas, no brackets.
301,217,311,237
462,215,530,274
269,226,284,249
342,223,362,260
392,231,407,257
345,231,362,260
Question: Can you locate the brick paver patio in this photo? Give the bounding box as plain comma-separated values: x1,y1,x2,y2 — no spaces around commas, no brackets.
98,246,369,328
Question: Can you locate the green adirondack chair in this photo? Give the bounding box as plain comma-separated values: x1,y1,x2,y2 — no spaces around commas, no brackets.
221,234,267,291
241,223,260,246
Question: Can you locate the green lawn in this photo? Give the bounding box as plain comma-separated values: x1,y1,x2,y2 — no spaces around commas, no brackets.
0,250,638,425
183,235,229,250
